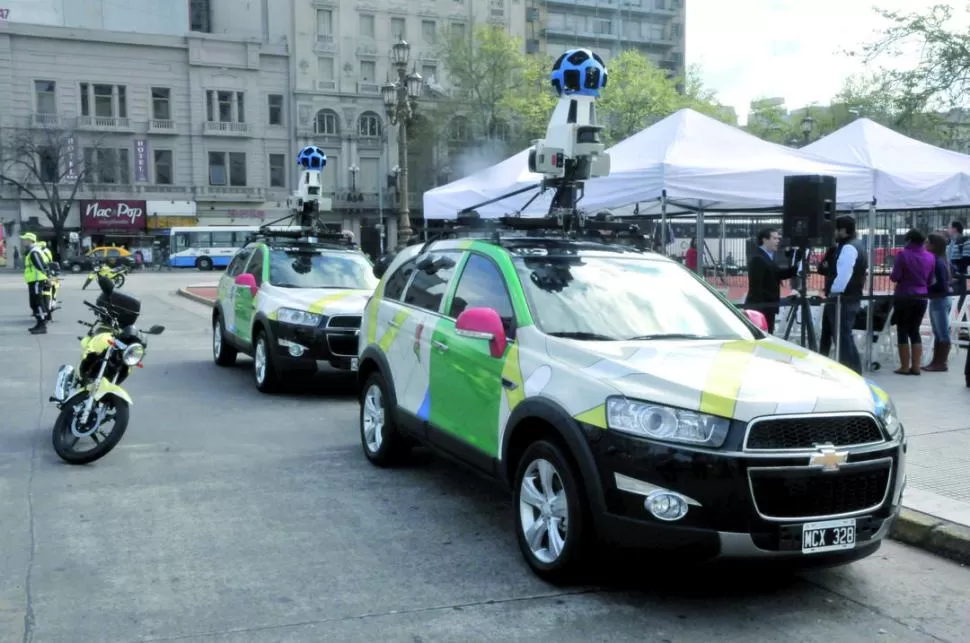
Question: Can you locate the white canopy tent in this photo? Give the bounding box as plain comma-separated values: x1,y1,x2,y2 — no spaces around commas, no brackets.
802,118,970,211
423,108,875,219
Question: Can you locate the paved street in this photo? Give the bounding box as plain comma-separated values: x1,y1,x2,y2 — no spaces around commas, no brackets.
2,270,970,643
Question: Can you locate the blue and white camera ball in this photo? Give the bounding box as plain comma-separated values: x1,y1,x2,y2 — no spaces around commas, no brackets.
296,145,327,170
550,49,608,97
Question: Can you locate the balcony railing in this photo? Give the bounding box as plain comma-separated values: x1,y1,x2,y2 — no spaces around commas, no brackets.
204,121,251,136
149,119,178,133
195,186,265,200
76,115,133,131
29,113,63,129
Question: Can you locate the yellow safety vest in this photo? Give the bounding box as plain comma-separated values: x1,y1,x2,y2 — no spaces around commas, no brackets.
23,246,47,283
42,248,53,263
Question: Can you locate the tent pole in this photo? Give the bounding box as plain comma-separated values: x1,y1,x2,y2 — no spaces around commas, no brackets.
695,208,704,276
660,190,668,256
864,199,877,373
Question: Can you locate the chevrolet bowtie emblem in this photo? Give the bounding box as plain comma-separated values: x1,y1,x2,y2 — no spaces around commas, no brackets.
809,446,848,471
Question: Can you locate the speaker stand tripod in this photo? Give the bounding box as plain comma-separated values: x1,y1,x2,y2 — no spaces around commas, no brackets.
782,248,818,352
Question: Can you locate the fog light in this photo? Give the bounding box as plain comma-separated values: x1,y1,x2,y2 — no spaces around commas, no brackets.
288,344,305,357
645,490,689,521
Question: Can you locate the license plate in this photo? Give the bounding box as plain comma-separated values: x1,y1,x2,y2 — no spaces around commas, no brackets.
801,518,856,554
350,358,359,372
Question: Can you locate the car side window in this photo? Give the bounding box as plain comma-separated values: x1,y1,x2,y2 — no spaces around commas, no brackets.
383,258,416,301
107,249,121,256
448,253,515,334
402,252,460,313
244,247,265,286
226,249,253,278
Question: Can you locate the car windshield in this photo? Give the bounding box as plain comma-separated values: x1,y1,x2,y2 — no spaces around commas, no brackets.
513,254,756,341
268,250,377,290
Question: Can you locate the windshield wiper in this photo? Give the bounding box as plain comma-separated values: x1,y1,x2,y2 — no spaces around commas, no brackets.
624,333,708,341
547,331,618,341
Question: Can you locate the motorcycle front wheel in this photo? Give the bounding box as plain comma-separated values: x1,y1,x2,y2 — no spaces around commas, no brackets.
52,393,130,465
113,274,126,289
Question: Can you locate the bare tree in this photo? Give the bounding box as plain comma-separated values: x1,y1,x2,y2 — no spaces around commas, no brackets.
0,124,99,257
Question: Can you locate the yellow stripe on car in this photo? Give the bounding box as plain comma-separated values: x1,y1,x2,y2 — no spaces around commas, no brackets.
574,403,608,429
378,309,411,352
699,340,758,418
308,291,356,314
501,341,525,411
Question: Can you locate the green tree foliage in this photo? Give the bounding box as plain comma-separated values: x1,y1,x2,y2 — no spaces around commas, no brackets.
850,4,970,121
743,99,800,145
499,52,558,147
596,50,684,144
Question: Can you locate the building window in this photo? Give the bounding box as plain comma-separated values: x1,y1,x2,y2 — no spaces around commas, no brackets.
80,83,127,118
189,0,211,32
421,20,437,44
38,147,58,182
83,147,131,184
647,22,665,40
315,109,339,135
151,87,171,120
421,64,437,84
34,80,56,114
318,57,335,81
208,151,247,186
359,112,381,137
391,17,406,40
268,94,283,125
360,60,376,82
655,0,667,8
269,153,285,187
206,90,245,123
359,13,374,38
591,18,612,35
450,22,465,40
317,9,332,38
154,149,173,185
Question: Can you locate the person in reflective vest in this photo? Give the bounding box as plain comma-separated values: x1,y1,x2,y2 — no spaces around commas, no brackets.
38,241,60,320
20,232,51,334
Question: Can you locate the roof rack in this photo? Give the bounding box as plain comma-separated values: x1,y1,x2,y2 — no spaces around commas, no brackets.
417,210,650,254
247,224,359,251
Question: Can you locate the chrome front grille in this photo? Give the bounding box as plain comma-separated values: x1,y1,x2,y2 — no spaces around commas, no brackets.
744,413,885,451
325,315,361,357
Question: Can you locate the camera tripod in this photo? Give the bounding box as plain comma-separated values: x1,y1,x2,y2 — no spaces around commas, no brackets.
781,247,819,352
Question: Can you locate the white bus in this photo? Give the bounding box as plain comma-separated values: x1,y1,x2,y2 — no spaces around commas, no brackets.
167,225,260,270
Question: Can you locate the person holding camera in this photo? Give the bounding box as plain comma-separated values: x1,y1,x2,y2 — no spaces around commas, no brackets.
744,227,797,334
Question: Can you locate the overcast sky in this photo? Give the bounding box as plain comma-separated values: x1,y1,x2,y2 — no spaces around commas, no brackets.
686,0,949,123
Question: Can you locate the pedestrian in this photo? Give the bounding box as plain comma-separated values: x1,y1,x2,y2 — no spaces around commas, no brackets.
744,227,797,334
816,242,838,356
924,232,952,372
684,238,698,271
824,216,868,374
889,229,935,375
20,232,50,334
946,220,970,310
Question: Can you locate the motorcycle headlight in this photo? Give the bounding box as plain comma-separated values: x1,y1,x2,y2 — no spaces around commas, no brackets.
606,397,730,448
122,343,145,366
277,307,323,327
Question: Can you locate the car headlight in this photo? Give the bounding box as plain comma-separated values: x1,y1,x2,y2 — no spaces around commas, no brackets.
873,391,901,438
277,307,323,327
122,343,145,366
605,397,730,448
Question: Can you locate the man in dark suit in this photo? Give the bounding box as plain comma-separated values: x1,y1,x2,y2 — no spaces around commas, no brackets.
745,227,797,334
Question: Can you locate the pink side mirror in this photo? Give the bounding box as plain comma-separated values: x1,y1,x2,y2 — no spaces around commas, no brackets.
744,309,769,331
234,273,258,297
455,307,508,358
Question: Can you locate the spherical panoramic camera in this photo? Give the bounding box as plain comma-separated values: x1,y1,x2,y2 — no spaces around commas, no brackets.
549,49,608,97
296,145,327,170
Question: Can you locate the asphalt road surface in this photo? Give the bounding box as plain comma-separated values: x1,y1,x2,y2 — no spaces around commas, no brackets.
1,271,969,643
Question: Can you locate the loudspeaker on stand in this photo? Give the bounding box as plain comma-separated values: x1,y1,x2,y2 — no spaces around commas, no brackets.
782,175,836,247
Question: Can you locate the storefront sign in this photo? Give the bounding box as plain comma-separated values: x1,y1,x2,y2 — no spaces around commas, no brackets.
228,209,266,218
147,215,198,230
64,135,79,181
81,200,147,232
133,139,149,183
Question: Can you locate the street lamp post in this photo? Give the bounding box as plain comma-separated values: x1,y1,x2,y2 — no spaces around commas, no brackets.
801,113,815,145
381,40,423,249
348,163,359,193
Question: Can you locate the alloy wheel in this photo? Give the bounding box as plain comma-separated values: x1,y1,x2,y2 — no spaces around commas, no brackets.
518,458,569,564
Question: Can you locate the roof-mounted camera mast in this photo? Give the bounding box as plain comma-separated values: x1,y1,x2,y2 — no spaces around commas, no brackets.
252,145,357,248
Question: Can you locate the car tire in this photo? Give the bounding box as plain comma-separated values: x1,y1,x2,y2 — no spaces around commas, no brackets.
253,330,282,393
359,372,409,466
197,257,213,271
513,440,590,583
70,264,82,273
213,314,237,366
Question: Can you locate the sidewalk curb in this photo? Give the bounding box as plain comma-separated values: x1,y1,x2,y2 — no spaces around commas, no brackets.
176,288,214,308
891,508,970,566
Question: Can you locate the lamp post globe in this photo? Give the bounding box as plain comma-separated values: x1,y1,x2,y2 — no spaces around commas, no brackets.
381,82,396,110
801,114,815,135
406,71,423,99
391,39,410,67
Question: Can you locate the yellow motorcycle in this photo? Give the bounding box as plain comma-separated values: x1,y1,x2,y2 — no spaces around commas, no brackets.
42,272,62,321
82,262,129,290
50,274,164,464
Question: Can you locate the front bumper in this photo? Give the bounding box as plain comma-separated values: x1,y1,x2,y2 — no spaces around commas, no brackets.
267,316,360,371
584,421,906,563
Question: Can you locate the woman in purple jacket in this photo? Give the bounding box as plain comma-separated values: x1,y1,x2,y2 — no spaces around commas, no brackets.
924,232,952,371
890,229,936,375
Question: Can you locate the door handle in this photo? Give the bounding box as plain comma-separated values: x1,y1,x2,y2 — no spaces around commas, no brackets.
389,319,401,328
432,340,448,352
